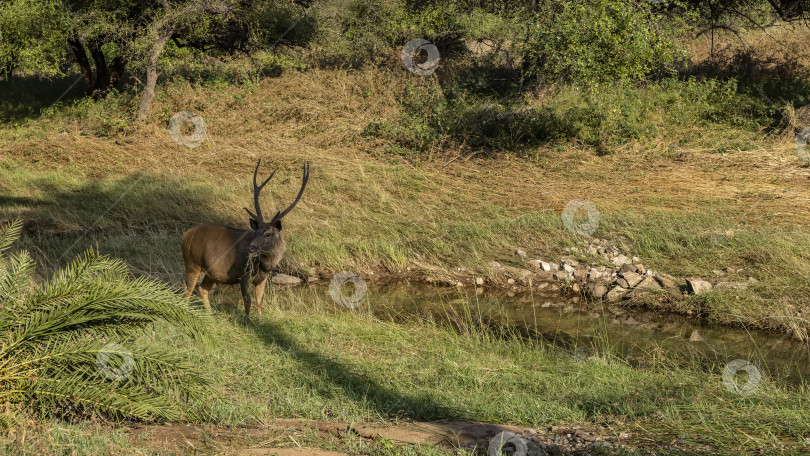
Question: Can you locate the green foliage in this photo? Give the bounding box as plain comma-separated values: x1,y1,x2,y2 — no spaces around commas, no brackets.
523,0,695,84
0,0,72,77
311,0,518,66
363,75,783,156
0,220,212,422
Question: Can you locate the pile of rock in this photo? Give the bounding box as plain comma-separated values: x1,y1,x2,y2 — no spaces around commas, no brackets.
518,240,749,303
526,255,681,303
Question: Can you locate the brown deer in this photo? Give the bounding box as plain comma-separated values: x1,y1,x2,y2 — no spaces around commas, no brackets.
182,160,310,316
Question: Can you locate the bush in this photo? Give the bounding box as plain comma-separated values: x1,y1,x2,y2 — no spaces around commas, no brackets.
523,0,694,85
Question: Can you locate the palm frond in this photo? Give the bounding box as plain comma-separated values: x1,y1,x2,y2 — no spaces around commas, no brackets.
0,219,22,256
0,219,213,422
0,250,36,310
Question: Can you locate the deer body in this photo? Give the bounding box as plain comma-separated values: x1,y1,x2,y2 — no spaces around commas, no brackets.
182,161,309,316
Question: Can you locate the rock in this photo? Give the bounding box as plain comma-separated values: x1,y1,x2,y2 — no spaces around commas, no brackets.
712,269,724,276
654,274,677,289
507,278,515,285
688,330,704,342
606,286,628,302
631,256,641,263
589,283,609,299
306,276,320,283
571,283,582,293
562,263,576,273
553,271,573,281
715,281,749,290
535,261,557,271
272,274,303,285
573,267,588,282
616,278,630,289
619,271,643,288
685,277,712,295
635,276,662,290
514,248,527,259
475,277,485,286
634,263,646,275
527,259,543,270
611,254,630,267
588,266,612,282
455,281,463,287
618,263,636,274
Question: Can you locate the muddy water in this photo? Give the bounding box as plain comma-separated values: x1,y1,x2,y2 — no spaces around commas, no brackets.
304,282,810,385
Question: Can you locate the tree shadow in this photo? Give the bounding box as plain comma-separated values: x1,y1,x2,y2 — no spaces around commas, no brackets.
0,172,238,276
239,315,463,422
0,73,87,123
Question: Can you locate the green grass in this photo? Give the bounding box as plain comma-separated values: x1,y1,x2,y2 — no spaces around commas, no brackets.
3,54,810,454
5,287,809,454
5,154,810,338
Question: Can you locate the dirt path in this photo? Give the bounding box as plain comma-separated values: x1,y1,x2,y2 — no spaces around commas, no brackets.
128,419,644,455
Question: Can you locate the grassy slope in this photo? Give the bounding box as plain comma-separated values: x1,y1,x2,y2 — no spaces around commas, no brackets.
3,30,810,453
2,67,810,339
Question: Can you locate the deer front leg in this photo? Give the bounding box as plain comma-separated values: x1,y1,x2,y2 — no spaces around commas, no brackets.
240,276,252,317
253,275,268,317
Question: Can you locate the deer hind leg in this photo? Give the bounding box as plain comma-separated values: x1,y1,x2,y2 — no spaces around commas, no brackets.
198,275,216,311
184,266,202,299
240,276,252,317
253,276,268,317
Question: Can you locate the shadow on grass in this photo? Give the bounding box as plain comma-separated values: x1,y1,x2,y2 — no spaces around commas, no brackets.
239,315,463,422
0,173,233,234
0,74,87,123
0,171,240,276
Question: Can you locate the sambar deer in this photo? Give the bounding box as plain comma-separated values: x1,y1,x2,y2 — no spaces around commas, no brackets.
182,160,310,316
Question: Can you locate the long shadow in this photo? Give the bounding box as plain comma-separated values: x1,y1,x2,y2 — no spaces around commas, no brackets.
240,315,463,421
0,74,87,123
0,172,236,277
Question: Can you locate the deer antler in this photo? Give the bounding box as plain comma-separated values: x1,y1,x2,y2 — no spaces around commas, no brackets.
270,162,310,223
244,159,275,226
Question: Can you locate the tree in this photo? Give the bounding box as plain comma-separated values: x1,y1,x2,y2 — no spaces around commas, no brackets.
0,0,243,113
522,0,695,85
0,0,71,81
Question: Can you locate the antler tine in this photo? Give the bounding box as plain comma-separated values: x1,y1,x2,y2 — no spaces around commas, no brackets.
249,159,277,226
272,162,310,222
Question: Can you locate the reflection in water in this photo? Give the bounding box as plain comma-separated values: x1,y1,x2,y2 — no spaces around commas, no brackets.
302,282,810,385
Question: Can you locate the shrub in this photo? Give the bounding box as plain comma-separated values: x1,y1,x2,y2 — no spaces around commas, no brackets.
523,0,695,85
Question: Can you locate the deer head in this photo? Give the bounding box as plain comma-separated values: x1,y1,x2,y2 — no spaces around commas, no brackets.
243,159,310,255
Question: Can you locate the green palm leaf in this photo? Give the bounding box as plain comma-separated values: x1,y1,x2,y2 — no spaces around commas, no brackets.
0,219,213,422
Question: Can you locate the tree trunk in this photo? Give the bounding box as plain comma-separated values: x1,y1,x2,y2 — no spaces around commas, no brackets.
109,56,126,89
68,38,95,95
137,30,173,121
68,37,125,98
87,40,110,99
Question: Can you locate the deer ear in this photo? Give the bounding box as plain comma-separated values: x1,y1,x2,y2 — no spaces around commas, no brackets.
249,218,259,230
272,219,282,231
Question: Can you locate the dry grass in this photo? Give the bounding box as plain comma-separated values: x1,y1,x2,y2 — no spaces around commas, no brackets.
2,62,810,338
